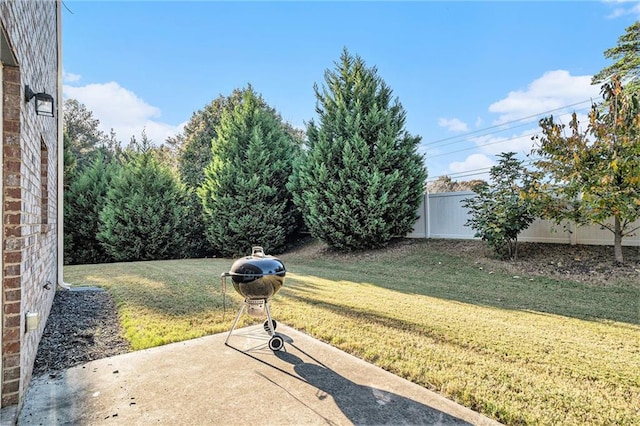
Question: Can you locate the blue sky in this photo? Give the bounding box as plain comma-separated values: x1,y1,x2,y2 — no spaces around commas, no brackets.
62,1,640,181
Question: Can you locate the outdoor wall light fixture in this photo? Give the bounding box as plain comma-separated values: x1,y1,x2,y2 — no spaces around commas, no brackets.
24,85,55,117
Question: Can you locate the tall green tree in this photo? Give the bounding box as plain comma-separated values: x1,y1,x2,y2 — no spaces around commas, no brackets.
63,99,109,168
168,88,303,257
592,21,640,92
198,86,301,257
288,49,427,251
462,152,537,260
98,150,187,261
64,155,118,265
532,76,640,264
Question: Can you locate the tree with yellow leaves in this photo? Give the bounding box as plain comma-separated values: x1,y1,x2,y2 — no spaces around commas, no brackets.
532,76,640,264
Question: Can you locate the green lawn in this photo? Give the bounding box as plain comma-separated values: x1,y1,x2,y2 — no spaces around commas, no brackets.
63,239,640,425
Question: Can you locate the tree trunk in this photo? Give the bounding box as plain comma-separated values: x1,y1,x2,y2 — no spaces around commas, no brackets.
614,216,624,265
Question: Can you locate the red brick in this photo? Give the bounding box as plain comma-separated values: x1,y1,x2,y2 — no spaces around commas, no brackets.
3,314,20,328
4,201,21,212
3,66,20,82
4,160,20,172
1,393,19,406
4,288,21,302
3,81,20,95
3,367,20,381
4,187,21,199
3,327,19,342
4,105,19,120
5,227,22,238
5,214,20,225
2,340,20,354
2,380,19,394
3,119,19,133
4,277,20,289
3,354,20,368
3,251,21,264
4,264,20,276
3,301,20,314
4,132,19,145
3,145,20,158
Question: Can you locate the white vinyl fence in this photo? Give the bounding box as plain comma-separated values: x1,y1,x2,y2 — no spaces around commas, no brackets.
408,191,640,247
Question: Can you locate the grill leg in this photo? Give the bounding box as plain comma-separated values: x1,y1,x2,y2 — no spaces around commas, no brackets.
264,301,276,337
225,303,246,345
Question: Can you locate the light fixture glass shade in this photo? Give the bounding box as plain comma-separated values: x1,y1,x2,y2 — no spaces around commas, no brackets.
34,94,54,117
24,85,55,117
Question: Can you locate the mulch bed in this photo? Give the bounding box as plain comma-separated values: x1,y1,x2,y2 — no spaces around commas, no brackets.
33,290,130,377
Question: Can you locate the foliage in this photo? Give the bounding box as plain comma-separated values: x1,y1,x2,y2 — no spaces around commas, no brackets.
462,152,537,259
64,155,118,265
198,86,301,257
98,150,188,261
532,76,640,264
63,99,110,168
592,21,640,92
169,88,304,257
288,49,427,251
426,175,485,193
62,131,77,188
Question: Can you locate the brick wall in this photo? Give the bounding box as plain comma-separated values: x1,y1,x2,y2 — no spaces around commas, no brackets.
1,0,59,409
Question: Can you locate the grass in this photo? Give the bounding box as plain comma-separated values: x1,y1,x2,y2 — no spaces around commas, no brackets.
63,239,640,425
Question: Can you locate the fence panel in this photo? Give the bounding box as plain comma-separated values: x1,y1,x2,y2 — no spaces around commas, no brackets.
408,192,640,247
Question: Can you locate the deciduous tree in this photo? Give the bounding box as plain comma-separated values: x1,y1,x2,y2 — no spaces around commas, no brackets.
462,152,537,259
63,99,109,168
532,76,640,264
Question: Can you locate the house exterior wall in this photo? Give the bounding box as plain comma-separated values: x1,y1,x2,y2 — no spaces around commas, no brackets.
0,0,60,411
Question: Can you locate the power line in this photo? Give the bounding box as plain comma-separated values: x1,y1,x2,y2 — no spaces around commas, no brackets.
425,105,591,152
427,130,541,159
426,158,540,182
422,99,593,149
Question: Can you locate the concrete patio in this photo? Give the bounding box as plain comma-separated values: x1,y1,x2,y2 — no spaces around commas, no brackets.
16,325,501,425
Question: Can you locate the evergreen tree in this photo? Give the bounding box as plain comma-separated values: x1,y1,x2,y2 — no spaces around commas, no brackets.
288,49,427,251
198,86,301,257
64,155,117,264
98,151,187,261
169,88,304,258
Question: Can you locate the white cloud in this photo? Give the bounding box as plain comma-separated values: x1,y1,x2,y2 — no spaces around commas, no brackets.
438,117,469,132
442,70,600,181
474,110,592,158
63,71,82,83
63,81,183,145
604,0,640,18
488,70,600,125
449,153,495,178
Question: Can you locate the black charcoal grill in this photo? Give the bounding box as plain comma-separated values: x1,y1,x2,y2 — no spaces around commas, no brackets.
221,246,286,351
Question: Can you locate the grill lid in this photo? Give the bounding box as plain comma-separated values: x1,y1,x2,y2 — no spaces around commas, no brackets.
228,247,285,299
